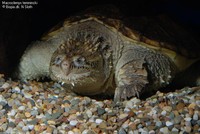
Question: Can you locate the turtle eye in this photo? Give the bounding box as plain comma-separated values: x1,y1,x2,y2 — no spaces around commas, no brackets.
54,56,62,65
73,56,86,67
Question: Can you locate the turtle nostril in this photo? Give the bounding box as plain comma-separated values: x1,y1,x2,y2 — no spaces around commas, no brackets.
61,60,70,69
61,60,70,74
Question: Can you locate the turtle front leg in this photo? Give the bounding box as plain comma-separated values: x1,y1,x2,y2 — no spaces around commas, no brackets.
114,44,177,102
114,60,149,101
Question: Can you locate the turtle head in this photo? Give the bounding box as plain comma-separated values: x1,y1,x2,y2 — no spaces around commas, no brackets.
49,37,112,95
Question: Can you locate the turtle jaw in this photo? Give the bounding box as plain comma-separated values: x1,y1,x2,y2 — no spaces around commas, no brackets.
50,65,107,95
49,54,109,95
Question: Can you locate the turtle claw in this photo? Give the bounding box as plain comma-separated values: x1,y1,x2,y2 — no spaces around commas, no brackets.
114,85,143,102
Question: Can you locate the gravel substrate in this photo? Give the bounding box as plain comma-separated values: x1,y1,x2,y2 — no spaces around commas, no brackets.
0,74,200,134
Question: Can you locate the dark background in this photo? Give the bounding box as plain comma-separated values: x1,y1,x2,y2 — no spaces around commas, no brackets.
0,0,200,76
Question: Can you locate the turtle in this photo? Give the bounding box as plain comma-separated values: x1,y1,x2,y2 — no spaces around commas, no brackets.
17,5,200,101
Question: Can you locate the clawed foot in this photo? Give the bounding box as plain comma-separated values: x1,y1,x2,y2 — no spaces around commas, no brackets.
114,83,147,102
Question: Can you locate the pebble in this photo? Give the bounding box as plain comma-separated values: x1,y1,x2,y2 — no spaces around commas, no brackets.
30,110,39,116
7,109,16,116
0,74,199,133
119,113,128,120
13,86,21,93
1,82,10,88
193,113,198,120
95,119,103,124
0,95,7,106
174,116,182,124
18,105,25,111
22,126,29,131
86,110,93,118
160,127,169,134
25,112,31,118
155,121,163,127
119,127,127,134
161,110,167,116
184,117,192,122
97,107,105,115
70,120,78,126
166,121,173,127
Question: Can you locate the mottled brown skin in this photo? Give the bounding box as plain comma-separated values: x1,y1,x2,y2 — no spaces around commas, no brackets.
17,7,200,101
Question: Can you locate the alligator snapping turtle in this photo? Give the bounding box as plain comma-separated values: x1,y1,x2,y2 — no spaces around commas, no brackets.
17,6,200,101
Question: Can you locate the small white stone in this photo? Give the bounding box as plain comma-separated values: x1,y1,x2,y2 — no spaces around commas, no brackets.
2,82,10,89
86,110,92,118
166,121,173,126
36,113,45,119
0,123,7,131
119,113,128,120
22,126,29,131
95,119,103,124
161,110,167,116
28,125,34,130
69,120,78,126
7,109,16,116
82,130,89,134
171,127,179,132
23,92,33,99
68,131,74,134
13,86,21,93
184,117,192,122
18,106,25,111
0,95,7,104
193,113,198,120
95,101,104,107
138,128,148,134
149,130,155,134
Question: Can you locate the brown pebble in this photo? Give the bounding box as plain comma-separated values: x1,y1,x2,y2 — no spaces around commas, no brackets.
163,106,172,112
158,92,164,97
159,102,167,109
69,109,77,114
107,117,117,124
188,103,196,109
137,113,144,118
25,112,31,118
176,102,185,111
0,105,3,110
46,126,54,133
99,122,107,129
129,122,137,130
0,117,7,125
93,128,101,133
193,125,199,132
73,128,81,133
68,114,77,120
188,109,194,116
90,122,97,129
63,112,69,117
173,110,179,116
148,125,156,130
30,130,35,134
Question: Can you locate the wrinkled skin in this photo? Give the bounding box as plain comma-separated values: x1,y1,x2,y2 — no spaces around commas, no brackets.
18,19,177,101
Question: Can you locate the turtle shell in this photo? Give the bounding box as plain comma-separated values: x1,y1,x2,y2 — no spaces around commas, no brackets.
42,5,200,59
